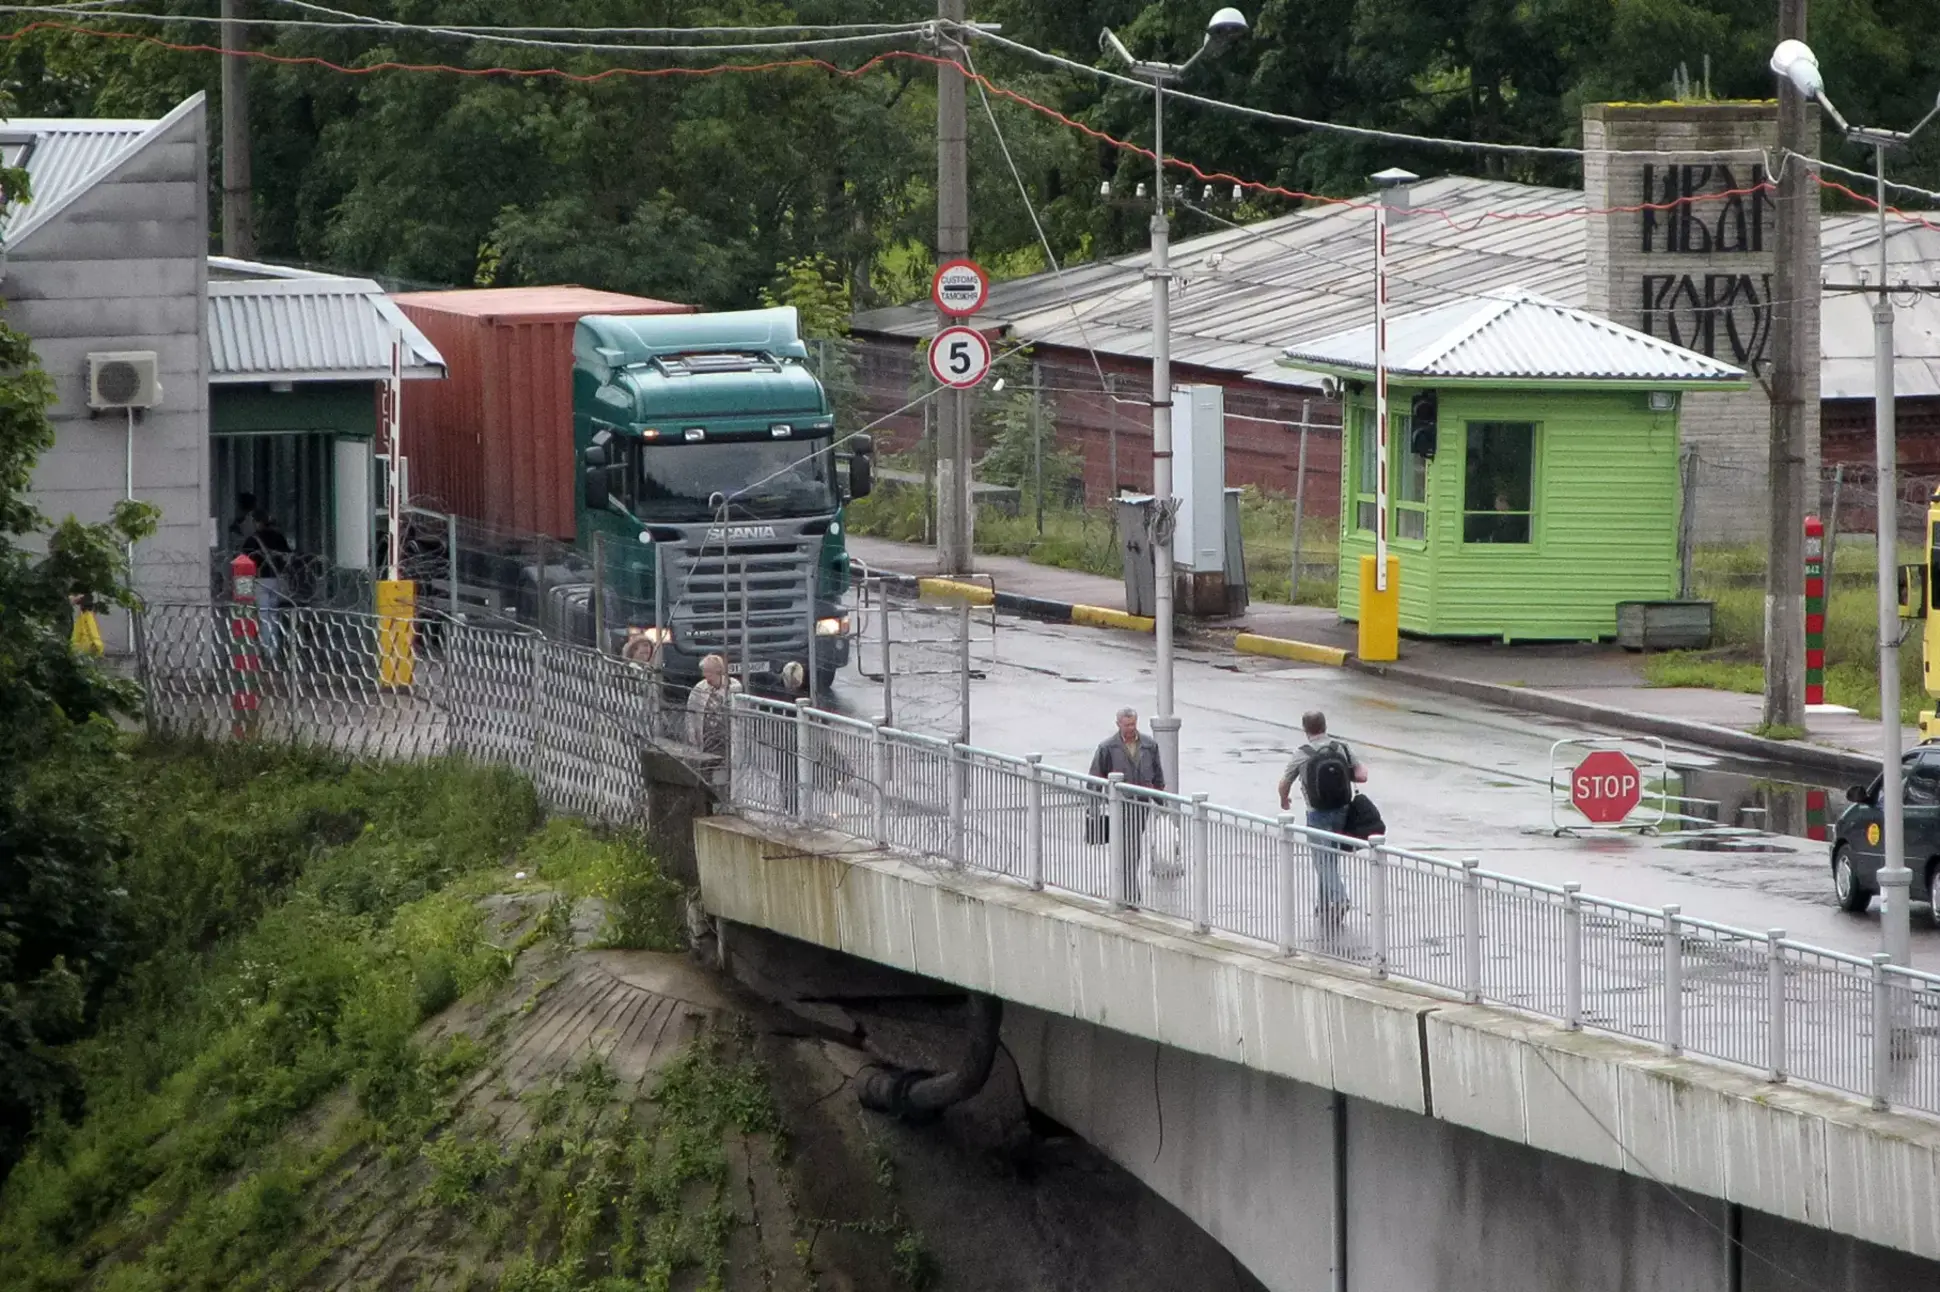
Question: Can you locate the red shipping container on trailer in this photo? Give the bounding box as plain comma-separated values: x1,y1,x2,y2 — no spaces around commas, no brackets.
392,286,694,540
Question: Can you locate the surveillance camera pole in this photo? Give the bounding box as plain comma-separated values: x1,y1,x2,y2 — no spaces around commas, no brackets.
1101,9,1247,795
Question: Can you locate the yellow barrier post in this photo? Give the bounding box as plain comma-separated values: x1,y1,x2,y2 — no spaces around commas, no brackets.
1357,554,1399,662
377,578,416,689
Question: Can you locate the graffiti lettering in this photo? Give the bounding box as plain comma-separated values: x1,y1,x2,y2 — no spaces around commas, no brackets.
1639,272,1772,369
1639,164,1771,255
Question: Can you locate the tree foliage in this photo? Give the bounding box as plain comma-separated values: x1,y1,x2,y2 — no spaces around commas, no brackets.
0,109,158,1178
5,0,1940,313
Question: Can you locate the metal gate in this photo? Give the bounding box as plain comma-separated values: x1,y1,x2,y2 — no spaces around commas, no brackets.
850,569,998,742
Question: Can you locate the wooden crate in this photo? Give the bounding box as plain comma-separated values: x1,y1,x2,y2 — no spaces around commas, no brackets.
1616,600,1715,651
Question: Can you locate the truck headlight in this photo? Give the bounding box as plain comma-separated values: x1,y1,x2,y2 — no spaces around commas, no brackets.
814,616,849,637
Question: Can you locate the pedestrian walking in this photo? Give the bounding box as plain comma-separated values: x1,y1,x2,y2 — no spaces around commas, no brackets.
240,511,291,661
1089,707,1165,907
622,627,668,737
685,652,741,761
1276,711,1368,921
775,660,809,812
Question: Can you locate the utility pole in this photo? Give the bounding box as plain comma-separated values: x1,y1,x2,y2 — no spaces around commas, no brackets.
1763,0,1809,732
220,0,255,258
934,0,971,575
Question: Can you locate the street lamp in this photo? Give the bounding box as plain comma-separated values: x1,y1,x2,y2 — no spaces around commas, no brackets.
1101,6,1249,794
1772,39,1940,965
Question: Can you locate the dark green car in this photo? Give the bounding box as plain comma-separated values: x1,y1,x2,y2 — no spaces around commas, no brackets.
1831,746,1940,917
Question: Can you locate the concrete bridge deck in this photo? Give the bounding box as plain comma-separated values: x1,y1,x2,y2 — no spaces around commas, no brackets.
696,813,1940,1291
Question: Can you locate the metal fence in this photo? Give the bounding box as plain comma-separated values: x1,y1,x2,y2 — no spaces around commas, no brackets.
723,694,1940,1120
139,601,681,826
133,601,1940,1119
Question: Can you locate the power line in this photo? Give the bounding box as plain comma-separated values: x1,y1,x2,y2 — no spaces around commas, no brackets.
271,0,924,37
0,4,935,53
961,38,1125,406
959,23,1769,163
0,17,1821,233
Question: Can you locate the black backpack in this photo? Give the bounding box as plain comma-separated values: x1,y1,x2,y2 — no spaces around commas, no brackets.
1302,741,1354,811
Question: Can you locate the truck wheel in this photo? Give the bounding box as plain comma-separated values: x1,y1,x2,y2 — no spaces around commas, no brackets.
815,658,840,696
1834,844,1871,913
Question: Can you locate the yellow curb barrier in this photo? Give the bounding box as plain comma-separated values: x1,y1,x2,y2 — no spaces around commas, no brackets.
1234,632,1348,667
1072,604,1155,633
916,577,996,605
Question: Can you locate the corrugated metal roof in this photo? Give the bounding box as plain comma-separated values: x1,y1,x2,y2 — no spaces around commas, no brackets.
0,116,156,238
1280,288,1745,384
855,175,1936,397
1818,213,1940,399
209,277,446,383
853,176,1589,385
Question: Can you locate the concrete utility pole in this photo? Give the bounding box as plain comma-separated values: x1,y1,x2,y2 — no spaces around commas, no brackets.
935,0,972,575
220,0,254,258
1762,0,1809,732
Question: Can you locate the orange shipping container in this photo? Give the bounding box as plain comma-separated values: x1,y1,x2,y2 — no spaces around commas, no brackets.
393,286,694,541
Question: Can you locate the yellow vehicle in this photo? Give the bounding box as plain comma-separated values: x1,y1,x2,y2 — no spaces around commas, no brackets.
1906,484,1940,739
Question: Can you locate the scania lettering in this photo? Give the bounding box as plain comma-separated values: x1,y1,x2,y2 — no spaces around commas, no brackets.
574,307,872,691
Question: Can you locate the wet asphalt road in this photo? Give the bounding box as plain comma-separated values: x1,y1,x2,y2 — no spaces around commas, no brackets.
826,614,1937,968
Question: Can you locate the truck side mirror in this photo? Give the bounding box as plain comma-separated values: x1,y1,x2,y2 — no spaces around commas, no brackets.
584,462,609,512
849,435,874,500
1847,783,1871,804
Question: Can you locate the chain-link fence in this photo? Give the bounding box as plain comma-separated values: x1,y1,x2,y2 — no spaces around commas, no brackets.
139,601,687,825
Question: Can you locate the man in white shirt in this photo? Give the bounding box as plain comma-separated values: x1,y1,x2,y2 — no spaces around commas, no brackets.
685,653,741,756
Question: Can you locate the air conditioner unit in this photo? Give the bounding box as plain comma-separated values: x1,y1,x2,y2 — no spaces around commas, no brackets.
87,351,162,410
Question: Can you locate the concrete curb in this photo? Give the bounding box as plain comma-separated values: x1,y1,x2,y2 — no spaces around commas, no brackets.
1233,633,1349,667
1344,657,1882,781
862,565,1152,634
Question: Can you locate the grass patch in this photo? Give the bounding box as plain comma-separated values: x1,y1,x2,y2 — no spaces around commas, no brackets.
1648,545,1928,722
0,738,698,1292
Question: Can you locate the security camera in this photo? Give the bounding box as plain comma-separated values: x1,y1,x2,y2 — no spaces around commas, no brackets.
1319,375,1341,399
1206,7,1249,43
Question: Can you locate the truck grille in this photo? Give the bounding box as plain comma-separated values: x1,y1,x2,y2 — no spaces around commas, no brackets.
670,538,813,656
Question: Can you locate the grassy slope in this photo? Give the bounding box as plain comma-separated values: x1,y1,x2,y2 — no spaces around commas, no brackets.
0,741,823,1292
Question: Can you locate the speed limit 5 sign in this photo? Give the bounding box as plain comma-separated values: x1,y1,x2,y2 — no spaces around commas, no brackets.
928,325,993,389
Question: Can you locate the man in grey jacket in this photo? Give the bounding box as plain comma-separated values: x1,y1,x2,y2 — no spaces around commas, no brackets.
1090,707,1165,906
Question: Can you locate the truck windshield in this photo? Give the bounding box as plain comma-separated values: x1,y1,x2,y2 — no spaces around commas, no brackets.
632,437,838,522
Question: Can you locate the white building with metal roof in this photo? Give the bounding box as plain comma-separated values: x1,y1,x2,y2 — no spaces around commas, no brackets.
2,99,452,643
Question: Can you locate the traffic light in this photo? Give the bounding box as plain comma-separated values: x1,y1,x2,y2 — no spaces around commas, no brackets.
1409,391,1438,458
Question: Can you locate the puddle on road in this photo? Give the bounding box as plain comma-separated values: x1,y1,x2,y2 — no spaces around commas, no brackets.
1664,761,1845,844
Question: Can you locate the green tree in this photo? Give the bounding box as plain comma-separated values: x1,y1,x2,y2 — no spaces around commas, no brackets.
0,109,158,1176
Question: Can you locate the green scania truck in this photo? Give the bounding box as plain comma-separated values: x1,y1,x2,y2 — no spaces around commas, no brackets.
572,307,872,692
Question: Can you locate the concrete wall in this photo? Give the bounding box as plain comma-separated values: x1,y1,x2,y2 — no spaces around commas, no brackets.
8,96,211,650
694,815,1940,1288
1009,1004,1936,1292
1583,103,1820,545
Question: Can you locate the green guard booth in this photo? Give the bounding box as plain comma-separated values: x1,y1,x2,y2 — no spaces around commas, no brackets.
1279,288,1749,642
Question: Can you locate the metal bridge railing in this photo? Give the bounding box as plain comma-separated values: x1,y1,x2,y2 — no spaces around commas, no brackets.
133,601,1940,1121
722,693,1940,1120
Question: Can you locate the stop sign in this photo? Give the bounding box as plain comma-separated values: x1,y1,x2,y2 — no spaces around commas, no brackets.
1571,749,1642,824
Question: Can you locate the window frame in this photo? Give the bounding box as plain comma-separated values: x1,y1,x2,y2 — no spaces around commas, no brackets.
1349,405,1431,544
1459,420,1540,547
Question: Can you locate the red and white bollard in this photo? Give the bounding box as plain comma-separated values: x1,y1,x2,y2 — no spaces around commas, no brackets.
229,552,261,739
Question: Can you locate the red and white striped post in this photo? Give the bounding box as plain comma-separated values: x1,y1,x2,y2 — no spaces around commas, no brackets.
229,552,261,738
1804,515,1826,706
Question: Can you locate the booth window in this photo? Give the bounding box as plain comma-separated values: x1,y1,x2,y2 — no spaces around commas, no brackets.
1395,434,1428,540
1462,422,1535,544
1353,408,1378,533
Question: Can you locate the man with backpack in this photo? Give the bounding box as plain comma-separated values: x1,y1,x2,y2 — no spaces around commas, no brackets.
1276,711,1368,920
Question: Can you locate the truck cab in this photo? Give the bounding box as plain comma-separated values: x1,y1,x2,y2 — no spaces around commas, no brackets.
572,307,871,691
